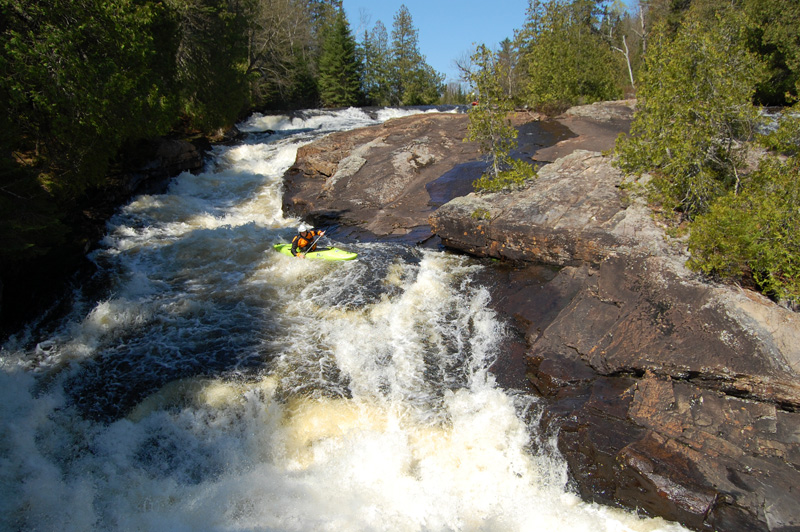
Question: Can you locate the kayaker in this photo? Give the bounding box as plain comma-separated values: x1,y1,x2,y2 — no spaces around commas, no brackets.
291,224,325,257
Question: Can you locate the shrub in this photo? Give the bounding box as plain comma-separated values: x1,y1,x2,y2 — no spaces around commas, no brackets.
688,155,800,302
473,158,537,193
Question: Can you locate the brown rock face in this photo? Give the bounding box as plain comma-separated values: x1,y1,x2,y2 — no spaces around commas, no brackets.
522,255,800,531
431,134,800,529
282,111,567,243
283,112,483,241
430,150,632,265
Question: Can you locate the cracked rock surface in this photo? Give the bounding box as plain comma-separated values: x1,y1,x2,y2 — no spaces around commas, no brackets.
431,108,800,530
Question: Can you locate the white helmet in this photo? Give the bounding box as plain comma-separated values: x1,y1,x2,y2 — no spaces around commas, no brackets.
298,223,310,232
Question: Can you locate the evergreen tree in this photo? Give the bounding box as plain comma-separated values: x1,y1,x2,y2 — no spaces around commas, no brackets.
318,8,362,107
496,38,524,102
241,0,318,109
389,5,443,105
442,82,470,105
741,0,800,105
688,152,800,303
521,0,624,113
0,0,253,267
1,0,181,198
360,21,392,106
169,0,250,131
467,44,536,192
614,6,764,217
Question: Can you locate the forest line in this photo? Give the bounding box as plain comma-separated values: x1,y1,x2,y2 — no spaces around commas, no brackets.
2,0,799,316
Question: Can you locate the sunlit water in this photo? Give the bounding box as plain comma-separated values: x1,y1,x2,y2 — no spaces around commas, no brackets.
0,107,687,531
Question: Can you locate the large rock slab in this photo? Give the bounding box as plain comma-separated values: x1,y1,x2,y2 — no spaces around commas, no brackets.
431,144,800,531
281,110,567,243
282,112,484,241
429,150,638,265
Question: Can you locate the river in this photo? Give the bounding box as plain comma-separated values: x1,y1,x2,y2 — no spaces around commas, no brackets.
0,108,687,531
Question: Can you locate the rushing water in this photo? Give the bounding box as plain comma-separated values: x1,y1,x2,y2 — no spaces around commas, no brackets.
0,108,687,531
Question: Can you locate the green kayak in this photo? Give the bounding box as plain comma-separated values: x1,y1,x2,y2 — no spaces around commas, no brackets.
273,243,357,261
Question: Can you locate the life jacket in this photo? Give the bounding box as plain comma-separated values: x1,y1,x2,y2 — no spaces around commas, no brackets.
291,230,320,255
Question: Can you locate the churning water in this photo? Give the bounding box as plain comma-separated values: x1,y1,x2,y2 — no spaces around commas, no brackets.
0,108,686,531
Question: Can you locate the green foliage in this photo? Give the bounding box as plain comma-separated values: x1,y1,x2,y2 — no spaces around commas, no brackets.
388,5,443,106
441,82,470,105
688,154,800,302
614,7,764,218
613,2,800,302
359,22,393,106
496,38,525,103
473,159,537,193
2,0,178,196
759,107,800,156
357,5,443,106
641,0,800,105
241,0,318,109
0,0,253,267
168,0,250,131
318,9,362,107
471,208,492,221
521,0,624,111
741,0,800,105
467,45,537,193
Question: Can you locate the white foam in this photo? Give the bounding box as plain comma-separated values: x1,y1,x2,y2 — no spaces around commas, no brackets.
1,108,689,532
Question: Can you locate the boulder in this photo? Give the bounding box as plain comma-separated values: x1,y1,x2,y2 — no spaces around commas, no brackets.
120,138,204,196
283,112,484,241
429,150,636,265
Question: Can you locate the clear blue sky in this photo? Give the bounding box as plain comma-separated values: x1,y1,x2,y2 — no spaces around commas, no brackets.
342,1,635,85
342,0,531,84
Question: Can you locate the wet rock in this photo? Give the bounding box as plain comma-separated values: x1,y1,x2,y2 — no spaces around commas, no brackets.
556,372,800,531
430,103,800,531
282,111,566,244
283,112,485,242
119,138,204,196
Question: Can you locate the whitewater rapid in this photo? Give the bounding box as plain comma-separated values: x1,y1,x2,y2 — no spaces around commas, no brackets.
0,107,687,531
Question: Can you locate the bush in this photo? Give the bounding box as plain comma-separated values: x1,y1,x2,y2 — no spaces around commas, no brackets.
688,155,800,302
473,159,537,193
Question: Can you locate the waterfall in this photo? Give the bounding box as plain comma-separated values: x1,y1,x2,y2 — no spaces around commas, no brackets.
0,107,686,532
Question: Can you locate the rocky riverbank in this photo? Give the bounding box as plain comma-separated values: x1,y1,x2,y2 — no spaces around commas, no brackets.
0,137,206,338
282,102,800,532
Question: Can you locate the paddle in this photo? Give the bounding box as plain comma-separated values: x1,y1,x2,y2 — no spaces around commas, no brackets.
302,231,326,257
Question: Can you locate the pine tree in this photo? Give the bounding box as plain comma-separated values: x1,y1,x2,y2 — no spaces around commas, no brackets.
742,0,800,105
360,21,392,106
496,38,524,102
318,8,362,107
614,6,764,217
467,44,536,192
522,0,624,113
241,0,317,109
389,5,443,105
